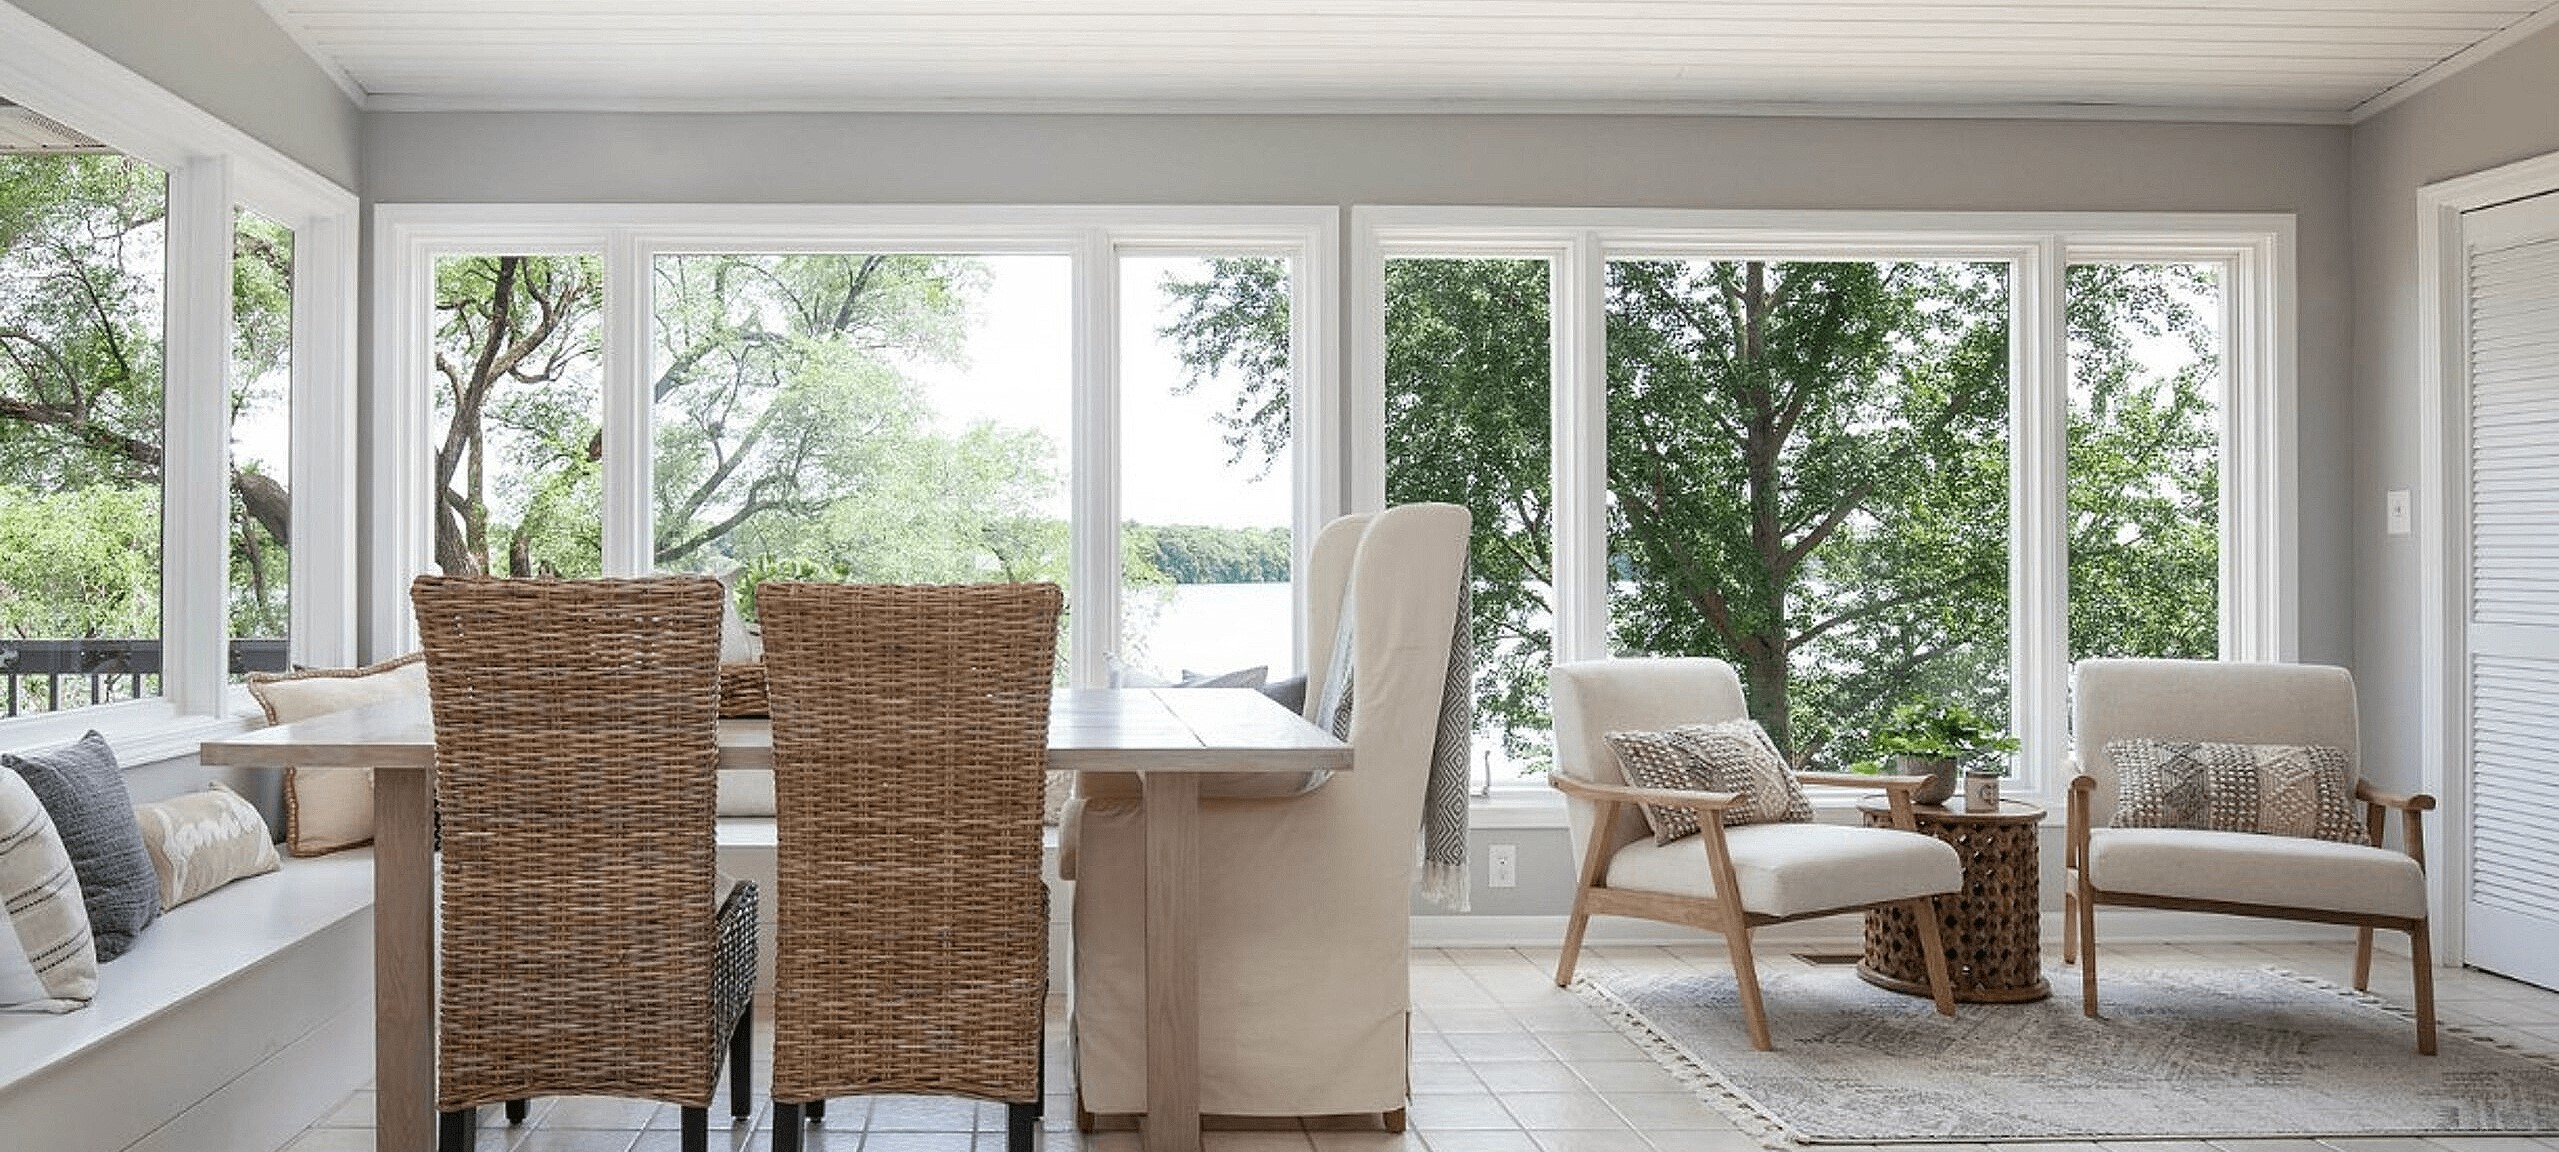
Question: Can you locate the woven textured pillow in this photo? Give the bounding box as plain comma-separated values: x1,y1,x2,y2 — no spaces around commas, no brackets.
247,653,427,856
1606,719,1814,845
0,770,97,1011
4,732,157,961
2106,739,2370,845
134,784,282,911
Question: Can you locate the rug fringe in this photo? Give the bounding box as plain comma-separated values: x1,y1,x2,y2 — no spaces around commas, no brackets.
2263,966,2559,1071
1568,976,1801,1150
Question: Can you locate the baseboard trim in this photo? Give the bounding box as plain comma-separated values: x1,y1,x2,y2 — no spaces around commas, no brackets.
1409,909,2365,950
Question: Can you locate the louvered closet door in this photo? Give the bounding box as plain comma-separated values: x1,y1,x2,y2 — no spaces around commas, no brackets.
2464,190,2559,989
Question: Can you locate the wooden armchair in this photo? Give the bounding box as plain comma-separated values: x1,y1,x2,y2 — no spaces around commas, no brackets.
1551,658,1963,1050
2064,658,2437,1054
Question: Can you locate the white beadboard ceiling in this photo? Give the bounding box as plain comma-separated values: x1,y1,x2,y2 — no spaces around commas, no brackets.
261,0,2559,122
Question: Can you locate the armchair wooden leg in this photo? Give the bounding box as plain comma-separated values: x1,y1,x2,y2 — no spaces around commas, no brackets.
1384,1107,1407,1133
2061,887,2078,965
2077,873,2100,1019
1719,915,1773,1051
1555,899,1593,988
2354,927,2376,991
1907,897,1958,1018
2412,921,2438,1056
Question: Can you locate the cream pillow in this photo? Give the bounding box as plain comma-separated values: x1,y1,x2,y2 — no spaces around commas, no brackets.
0,770,97,1012
247,654,428,856
134,785,282,911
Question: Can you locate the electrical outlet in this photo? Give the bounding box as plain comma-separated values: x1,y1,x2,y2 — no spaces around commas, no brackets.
2387,489,2413,536
1488,843,1518,889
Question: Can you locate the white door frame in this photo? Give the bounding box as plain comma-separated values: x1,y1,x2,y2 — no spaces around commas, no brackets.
2417,147,2559,967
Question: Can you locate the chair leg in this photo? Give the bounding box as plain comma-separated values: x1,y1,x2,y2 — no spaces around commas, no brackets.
681,1106,708,1152
773,1103,805,1152
2412,921,2439,1056
2061,887,2078,965
807,1098,826,1122
2077,874,2101,1018
2354,926,2377,991
1383,1107,1407,1133
437,1108,477,1152
729,1005,755,1119
1008,1102,1038,1152
504,1099,528,1125
1719,916,1773,1051
1907,897,1958,1017
1556,899,1594,987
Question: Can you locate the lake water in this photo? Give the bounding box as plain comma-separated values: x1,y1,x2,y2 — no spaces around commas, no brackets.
1122,580,1298,681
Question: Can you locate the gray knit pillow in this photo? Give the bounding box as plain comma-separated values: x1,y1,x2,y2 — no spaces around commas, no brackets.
1606,719,1814,845
2106,739,2370,845
6,732,158,960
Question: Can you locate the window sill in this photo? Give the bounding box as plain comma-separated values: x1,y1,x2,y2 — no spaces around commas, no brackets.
0,691,260,768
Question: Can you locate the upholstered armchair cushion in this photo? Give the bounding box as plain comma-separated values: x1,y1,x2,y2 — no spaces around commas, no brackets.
1603,822,1961,919
1553,658,1752,869
2085,828,2426,919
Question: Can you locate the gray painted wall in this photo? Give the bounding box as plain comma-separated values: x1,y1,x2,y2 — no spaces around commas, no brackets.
363,110,2356,918
2347,22,2559,800
10,0,359,187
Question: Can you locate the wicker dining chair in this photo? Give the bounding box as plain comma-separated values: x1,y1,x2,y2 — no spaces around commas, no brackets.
411,575,759,1152
756,582,1063,1152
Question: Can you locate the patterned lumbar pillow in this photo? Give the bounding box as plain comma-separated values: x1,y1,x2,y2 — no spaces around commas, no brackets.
248,653,428,856
2105,739,2370,845
5,732,158,961
1606,719,1814,845
0,770,98,1011
134,784,282,912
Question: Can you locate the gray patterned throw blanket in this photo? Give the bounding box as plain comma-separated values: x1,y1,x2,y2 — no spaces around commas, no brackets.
1315,577,1475,910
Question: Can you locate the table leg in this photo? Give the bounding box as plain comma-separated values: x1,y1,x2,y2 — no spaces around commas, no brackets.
375,769,434,1152
1141,772,1201,1152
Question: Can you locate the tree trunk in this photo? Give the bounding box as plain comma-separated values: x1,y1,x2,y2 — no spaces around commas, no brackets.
1736,262,1796,758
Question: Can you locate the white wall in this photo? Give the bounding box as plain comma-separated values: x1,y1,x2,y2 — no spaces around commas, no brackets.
2347,22,2559,800
7,0,359,188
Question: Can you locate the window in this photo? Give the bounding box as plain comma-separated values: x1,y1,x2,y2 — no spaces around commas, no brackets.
1605,258,2012,770
1121,255,1296,681
0,142,167,712
1355,210,2291,798
2066,261,2225,662
230,209,292,676
428,255,605,578
375,210,1335,684
1383,257,1555,781
650,252,1073,633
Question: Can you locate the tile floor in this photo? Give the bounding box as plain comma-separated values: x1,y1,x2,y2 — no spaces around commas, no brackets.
281,940,2559,1152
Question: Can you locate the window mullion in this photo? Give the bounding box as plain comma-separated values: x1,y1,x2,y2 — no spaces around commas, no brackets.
1554,231,1609,664
290,211,358,668
2014,239,2071,793
602,231,651,576
1071,229,1119,689
163,155,234,714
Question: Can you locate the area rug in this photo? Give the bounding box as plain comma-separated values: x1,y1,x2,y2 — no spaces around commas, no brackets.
1577,966,2559,1144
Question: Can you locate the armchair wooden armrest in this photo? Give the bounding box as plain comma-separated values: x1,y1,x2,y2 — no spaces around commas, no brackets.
2354,779,2434,867
1791,771,1934,831
1550,773,1743,814
2354,780,2437,812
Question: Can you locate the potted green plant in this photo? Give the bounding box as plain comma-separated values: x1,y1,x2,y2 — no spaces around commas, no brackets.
1864,701,2020,806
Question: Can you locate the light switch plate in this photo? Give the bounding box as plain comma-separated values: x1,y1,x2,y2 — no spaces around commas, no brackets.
1488,843,1518,889
2387,489,2412,536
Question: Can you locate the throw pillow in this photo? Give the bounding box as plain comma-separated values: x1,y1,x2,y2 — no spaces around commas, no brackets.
1178,665,1269,689
133,785,282,911
0,770,97,1011
2106,739,2370,845
1605,719,1815,845
4,732,156,961
248,653,428,856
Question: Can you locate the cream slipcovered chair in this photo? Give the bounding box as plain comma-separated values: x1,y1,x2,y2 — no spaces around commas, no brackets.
1550,658,1963,1050
2065,658,2437,1053
1061,502,1470,1129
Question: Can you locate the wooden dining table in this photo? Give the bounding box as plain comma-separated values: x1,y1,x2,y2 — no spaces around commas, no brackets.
199,686,1350,1152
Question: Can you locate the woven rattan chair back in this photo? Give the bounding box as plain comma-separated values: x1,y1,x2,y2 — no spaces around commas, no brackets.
411,575,729,1112
758,581,1062,1107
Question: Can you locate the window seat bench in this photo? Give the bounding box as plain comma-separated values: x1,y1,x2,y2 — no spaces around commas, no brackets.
0,850,375,1152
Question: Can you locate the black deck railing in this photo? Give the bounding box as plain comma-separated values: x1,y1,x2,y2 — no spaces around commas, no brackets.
0,638,289,716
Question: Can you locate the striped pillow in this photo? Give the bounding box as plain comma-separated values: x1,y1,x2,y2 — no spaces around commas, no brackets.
1,770,98,1012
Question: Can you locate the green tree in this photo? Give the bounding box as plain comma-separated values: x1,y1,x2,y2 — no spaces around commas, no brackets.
430,254,605,577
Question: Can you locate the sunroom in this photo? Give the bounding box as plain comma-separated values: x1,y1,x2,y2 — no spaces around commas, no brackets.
2,2,2558,1152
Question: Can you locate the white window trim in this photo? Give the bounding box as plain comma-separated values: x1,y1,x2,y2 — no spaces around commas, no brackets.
0,1,359,756
368,204,1339,683
1352,207,2295,805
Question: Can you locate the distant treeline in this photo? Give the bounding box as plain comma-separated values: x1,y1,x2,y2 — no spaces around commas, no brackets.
1127,523,1290,584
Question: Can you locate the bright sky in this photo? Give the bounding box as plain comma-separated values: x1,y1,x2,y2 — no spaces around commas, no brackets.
890,254,1294,532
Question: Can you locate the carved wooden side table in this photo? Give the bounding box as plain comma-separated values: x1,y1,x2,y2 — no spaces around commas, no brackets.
1857,798,2050,1004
